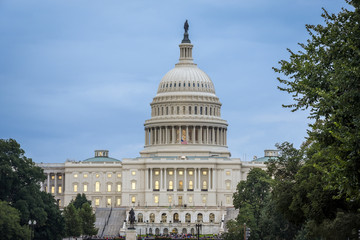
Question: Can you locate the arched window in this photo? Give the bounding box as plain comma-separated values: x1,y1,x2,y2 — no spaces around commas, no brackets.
155,181,159,190
205,107,208,115
185,213,191,223
225,180,231,190
209,213,215,223
173,213,179,223
200,106,203,115
197,213,203,222
191,228,195,234
150,213,155,223
182,228,187,234
202,180,207,190
173,228,178,234
189,106,192,114
138,213,143,223
163,228,168,234
162,213,167,223
95,182,100,192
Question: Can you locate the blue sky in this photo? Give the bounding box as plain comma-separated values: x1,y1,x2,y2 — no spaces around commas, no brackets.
0,0,349,163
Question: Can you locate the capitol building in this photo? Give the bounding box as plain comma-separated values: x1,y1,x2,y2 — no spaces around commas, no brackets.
38,23,271,237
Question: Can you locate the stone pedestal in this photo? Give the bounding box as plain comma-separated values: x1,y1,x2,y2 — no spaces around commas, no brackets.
126,229,137,240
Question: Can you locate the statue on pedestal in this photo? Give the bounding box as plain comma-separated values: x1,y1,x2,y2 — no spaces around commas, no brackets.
128,208,136,229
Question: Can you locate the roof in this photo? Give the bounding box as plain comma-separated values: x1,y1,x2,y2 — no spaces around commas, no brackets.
251,156,278,163
83,157,121,163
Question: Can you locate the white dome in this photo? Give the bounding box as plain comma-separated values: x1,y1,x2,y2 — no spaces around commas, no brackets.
157,65,215,94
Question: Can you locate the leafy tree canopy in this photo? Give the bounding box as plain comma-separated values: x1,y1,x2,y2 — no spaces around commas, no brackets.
71,193,92,209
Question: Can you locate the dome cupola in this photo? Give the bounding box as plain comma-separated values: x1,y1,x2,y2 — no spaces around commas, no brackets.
140,21,230,158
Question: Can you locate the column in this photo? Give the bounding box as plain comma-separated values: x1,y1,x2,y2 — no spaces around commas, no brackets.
192,126,196,144
208,168,210,190
47,173,50,193
179,126,182,143
160,168,163,190
194,168,197,191
54,172,57,194
165,127,168,144
146,169,149,190
212,127,215,144
186,126,189,143
174,169,177,191
62,173,65,193
172,126,175,144
160,127,163,144
154,128,157,145
217,128,220,145
150,168,153,190
225,129,227,145
164,168,167,190
206,127,209,144
145,128,148,146
199,126,202,144
184,169,187,190
213,169,217,190
150,128,153,145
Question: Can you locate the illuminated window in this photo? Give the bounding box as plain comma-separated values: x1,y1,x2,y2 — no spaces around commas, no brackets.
51,186,55,193
107,198,111,206
150,213,155,223
51,175,55,180
107,173,112,178
202,196,207,203
202,170,207,176
74,174,78,178
84,174,88,178
178,196,183,205
131,196,136,203
154,195,159,203
116,198,121,206
58,199,61,206
169,181,173,190
96,174,99,178
107,184,112,192
189,180,193,190
117,184,122,192
168,195,173,203
95,198,100,206
189,170,193,176
95,182,100,192
226,181,231,190
226,196,231,204
154,170,159,176
202,181,207,189
131,181,136,190
58,175,62,180
155,181,159,190
209,213,215,222
179,170,183,175
132,171,136,176
117,173,121,178
178,181,183,190
168,170,173,176
58,186,62,194
226,171,231,176
188,196,193,203
73,184,78,192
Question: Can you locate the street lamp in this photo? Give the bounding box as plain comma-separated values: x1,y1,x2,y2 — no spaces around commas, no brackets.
195,222,202,240
146,220,148,237
28,220,37,240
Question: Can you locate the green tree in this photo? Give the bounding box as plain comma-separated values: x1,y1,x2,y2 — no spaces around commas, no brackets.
63,203,82,238
71,193,92,210
0,200,31,240
233,168,272,239
0,139,65,239
274,0,360,203
79,202,98,236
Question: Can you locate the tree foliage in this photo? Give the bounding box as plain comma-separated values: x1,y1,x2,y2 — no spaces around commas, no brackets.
63,203,82,238
0,139,65,240
0,200,31,240
71,193,92,210
79,202,98,236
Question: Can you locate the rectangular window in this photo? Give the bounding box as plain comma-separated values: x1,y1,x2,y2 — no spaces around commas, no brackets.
202,196,207,203
58,175,62,180
51,175,55,180
73,184,78,192
179,170,183,175
131,182,136,190
58,186,62,194
189,180,193,189
116,198,121,206
84,174,88,178
169,181,173,190
189,170,193,176
154,195,159,203
84,184,88,192
226,196,231,204
95,182,100,192
117,173,121,178
226,182,231,190
107,173,112,178
74,174,78,178
107,198,111,206
168,195,172,203
188,196,193,203
131,196,136,203
117,184,122,192
154,170,159,175
107,184,112,192
51,186,55,193
95,198,100,206
131,171,136,176
226,171,231,176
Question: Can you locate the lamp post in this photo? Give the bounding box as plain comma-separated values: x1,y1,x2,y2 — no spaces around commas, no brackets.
146,220,148,237
28,220,36,240
196,222,202,240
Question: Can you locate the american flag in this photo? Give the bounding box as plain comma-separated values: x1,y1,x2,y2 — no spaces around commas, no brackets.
181,138,188,144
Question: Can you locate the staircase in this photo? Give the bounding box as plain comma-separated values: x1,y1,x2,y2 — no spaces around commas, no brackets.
95,207,127,238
